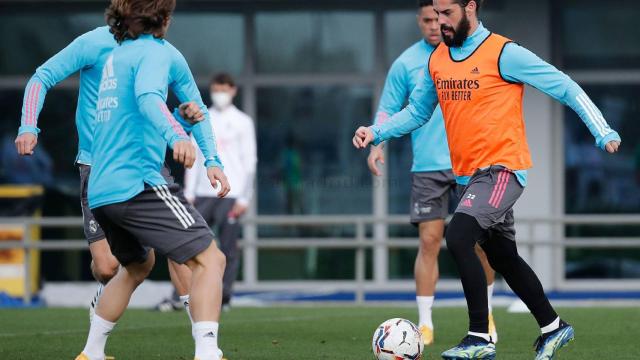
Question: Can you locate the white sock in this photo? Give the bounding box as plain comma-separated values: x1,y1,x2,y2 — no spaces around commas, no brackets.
82,314,115,360
179,295,194,325
541,317,560,334
468,331,492,342
487,283,495,313
416,296,434,329
193,321,221,359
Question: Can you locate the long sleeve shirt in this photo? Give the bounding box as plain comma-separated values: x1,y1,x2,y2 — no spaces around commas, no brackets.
18,26,221,169
374,40,451,172
371,23,621,186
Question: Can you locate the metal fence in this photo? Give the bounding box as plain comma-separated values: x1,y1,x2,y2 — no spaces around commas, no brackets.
1,215,640,304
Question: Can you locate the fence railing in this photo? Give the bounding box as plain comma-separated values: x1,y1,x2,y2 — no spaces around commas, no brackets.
1,215,639,304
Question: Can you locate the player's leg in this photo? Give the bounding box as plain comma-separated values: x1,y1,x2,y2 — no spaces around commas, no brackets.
162,196,217,322
77,203,154,360
410,171,451,344
139,184,226,359
442,167,522,359
481,212,573,359
168,259,194,322
212,198,241,309
89,240,119,284
475,245,498,342
80,164,119,322
414,219,443,343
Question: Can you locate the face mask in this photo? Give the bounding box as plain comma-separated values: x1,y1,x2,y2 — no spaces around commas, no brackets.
211,92,232,109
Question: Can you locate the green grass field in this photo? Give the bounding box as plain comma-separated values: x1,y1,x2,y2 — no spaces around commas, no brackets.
1,306,639,359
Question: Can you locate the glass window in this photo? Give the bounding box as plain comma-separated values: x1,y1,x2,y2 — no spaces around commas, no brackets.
0,13,104,75
166,14,245,76
566,247,640,279
384,11,421,68
561,0,640,69
564,84,640,214
255,12,374,74
564,84,640,279
256,86,373,215
389,248,459,280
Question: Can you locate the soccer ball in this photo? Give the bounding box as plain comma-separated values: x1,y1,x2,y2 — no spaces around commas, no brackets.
372,318,424,360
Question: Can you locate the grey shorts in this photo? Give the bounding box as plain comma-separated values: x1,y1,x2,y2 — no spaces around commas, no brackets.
79,164,106,244
410,170,457,224
79,164,176,244
454,166,523,241
91,183,213,266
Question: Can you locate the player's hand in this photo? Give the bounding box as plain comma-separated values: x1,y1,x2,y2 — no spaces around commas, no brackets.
229,201,248,218
179,101,205,124
173,140,196,168
207,166,231,198
605,140,620,154
14,133,38,156
367,144,385,176
353,126,374,149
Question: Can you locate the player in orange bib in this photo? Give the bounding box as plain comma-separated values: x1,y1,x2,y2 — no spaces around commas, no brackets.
353,0,621,359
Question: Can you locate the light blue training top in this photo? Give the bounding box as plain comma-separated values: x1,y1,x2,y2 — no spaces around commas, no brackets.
89,35,205,208
374,40,451,172
371,23,621,186
18,26,221,169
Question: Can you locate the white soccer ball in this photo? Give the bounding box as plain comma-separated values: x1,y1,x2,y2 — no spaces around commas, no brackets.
372,318,424,360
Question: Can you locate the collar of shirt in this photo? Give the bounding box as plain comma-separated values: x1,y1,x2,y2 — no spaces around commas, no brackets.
449,22,491,61
420,38,436,53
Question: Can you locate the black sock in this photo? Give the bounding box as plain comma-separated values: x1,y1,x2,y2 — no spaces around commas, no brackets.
446,213,489,333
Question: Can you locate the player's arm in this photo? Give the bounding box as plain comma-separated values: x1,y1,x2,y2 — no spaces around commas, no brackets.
499,43,621,153
169,49,229,197
169,51,223,169
354,60,439,148
368,59,412,175
135,51,195,168
16,33,93,155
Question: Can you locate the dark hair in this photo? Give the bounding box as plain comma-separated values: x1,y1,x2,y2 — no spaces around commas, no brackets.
417,0,434,8
211,73,236,88
453,0,484,13
105,0,176,43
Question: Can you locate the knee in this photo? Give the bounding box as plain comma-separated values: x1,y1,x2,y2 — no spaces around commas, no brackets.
190,242,226,272
212,246,226,271
445,213,484,256
419,232,442,256
129,252,155,285
92,257,119,284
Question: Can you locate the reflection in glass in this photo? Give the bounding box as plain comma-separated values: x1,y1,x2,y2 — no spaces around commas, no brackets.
562,1,640,68
0,13,104,75
564,85,640,214
167,14,245,76
255,12,374,73
256,86,373,215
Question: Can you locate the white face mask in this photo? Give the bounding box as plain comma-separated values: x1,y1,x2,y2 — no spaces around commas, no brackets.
211,92,232,110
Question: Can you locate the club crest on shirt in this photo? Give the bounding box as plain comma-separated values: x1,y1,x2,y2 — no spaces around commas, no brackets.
89,220,98,234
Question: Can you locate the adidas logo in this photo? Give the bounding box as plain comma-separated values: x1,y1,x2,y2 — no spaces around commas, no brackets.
471,67,480,74
461,199,473,207
203,331,217,338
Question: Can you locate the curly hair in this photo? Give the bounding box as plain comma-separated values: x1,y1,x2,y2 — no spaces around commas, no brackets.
105,0,176,43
